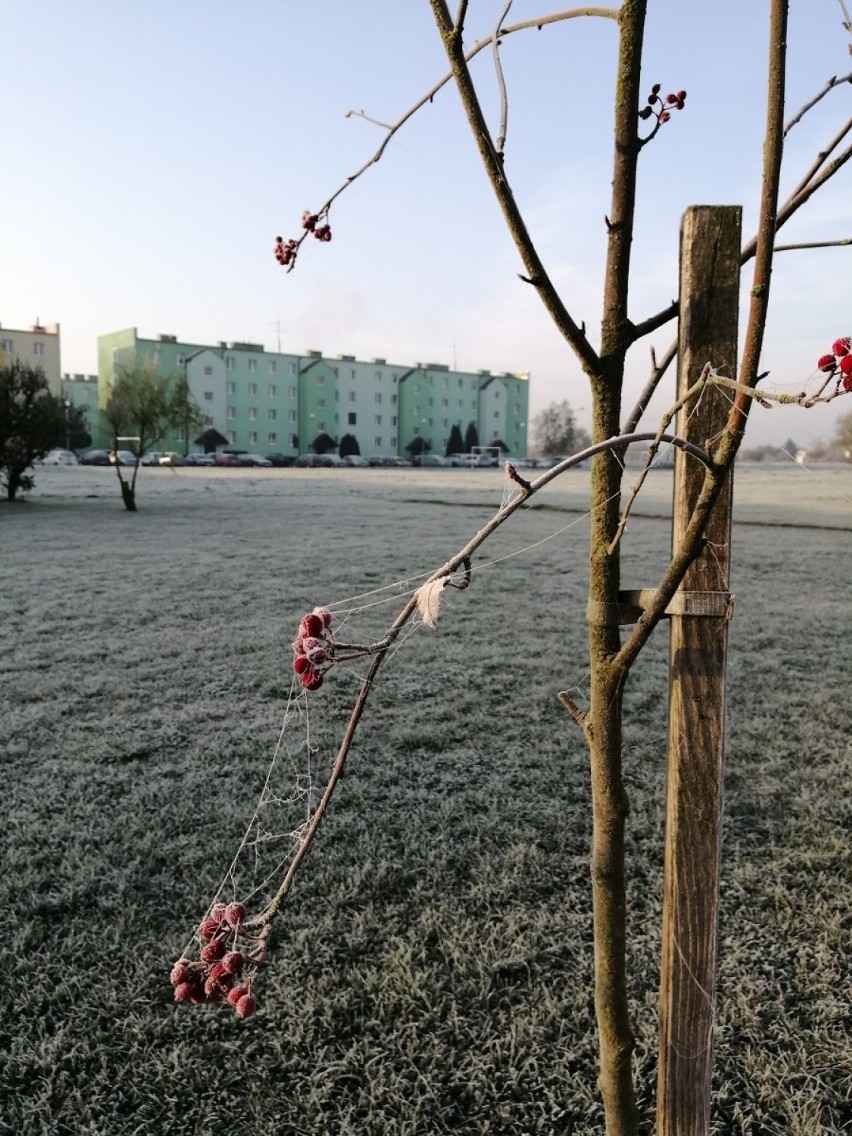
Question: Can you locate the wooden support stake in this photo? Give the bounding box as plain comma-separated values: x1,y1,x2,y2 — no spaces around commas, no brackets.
657,205,742,1136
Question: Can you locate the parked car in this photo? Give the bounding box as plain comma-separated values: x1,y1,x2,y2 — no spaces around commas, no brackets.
80,449,111,466
158,452,186,467
141,452,163,466
110,450,137,467
412,454,449,467
214,452,242,467
42,448,78,466
342,454,369,467
294,453,344,467
367,456,412,468
238,453,273,467
265,452,295,467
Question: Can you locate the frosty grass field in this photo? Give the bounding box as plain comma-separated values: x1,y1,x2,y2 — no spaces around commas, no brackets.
1,462,850,1135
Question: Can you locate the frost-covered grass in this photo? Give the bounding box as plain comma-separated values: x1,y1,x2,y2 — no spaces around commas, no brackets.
1,464,850,1135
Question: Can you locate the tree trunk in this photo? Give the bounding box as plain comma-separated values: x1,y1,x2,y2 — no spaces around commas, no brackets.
120,480,137,512
586,381,637,1136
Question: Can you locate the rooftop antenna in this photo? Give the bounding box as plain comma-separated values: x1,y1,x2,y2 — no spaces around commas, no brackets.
270,319,285,353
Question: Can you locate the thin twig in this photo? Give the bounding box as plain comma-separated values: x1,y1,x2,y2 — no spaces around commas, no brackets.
774,236,852,250
783,70,852,135
493,1,514,157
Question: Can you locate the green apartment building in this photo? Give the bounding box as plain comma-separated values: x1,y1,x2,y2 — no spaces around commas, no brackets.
97,329,529,460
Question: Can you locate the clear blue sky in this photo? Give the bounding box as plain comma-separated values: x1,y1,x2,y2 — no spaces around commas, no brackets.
2,1,850,447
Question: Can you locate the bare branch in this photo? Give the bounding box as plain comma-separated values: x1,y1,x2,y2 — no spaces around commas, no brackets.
783,70,852,135
493,1,514,157
775,236,852,250
730,0,788,430
430,0,601,374
621,340,677,435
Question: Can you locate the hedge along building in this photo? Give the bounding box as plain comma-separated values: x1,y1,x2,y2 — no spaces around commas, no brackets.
96,328,529,459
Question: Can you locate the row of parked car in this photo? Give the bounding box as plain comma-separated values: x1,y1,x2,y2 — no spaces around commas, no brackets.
45,447,548,470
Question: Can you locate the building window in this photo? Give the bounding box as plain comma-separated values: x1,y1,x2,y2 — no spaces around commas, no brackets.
226,357,235,370
152,349,161,364
348,391,356,402
268,384,277,397
348,412,357,425
204,391,214,402
204,365,214,376
248,359,257,372
494,410,500,417
375,371,382,381
317,374,325,385
390,436,397,448
247,383,256,396
227,430,236,443
392,373,398,382
268,361,277,374
226,381,236,395
442,419,448,428
375,436,383,447
458,399,463,408
391,393,397,405
268,408,277,421
288,409,297,422
290,433,299,448
317,398,325,409
33,342,45,357
249,431,258,445
288,386,297,399
351,368,356,380
249,407,257,420
268,432,277,444
289,362,296,374
391,415,397,426
441,398,448,408
1,338,13,352
176,428,185,442
375,414,382,425
227,407,235,420
318,422,326,431
176,353,186,366
413,426,420,436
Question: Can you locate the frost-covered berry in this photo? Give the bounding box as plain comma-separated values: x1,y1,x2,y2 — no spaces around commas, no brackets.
200,939,226,964
235,993,257,1020
227,985,250,1007
174,981,195,1003
313,606,333,628
224,902,247,929
832,337,850,357
302,637,327,663
293,655,311,674
222,951,245,976
839,354,852,376
817,354,837,373
299,613,323,639
170,960,193,987
198,918,221,942
300,669,324,692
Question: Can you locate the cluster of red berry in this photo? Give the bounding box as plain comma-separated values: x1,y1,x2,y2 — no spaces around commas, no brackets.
817,338,852,391
302,210,332,242
639,84,687,125
292,607,334,691
273,236,297,267
170,902,263,1019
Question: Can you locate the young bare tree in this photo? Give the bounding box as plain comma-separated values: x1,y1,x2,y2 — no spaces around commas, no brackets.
104,361,204,511
176,4,851,1133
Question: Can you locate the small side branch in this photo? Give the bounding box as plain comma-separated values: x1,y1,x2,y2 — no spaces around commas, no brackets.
493,1,514,157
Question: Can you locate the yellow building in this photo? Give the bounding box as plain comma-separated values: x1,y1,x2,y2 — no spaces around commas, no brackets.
0,320,62,394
